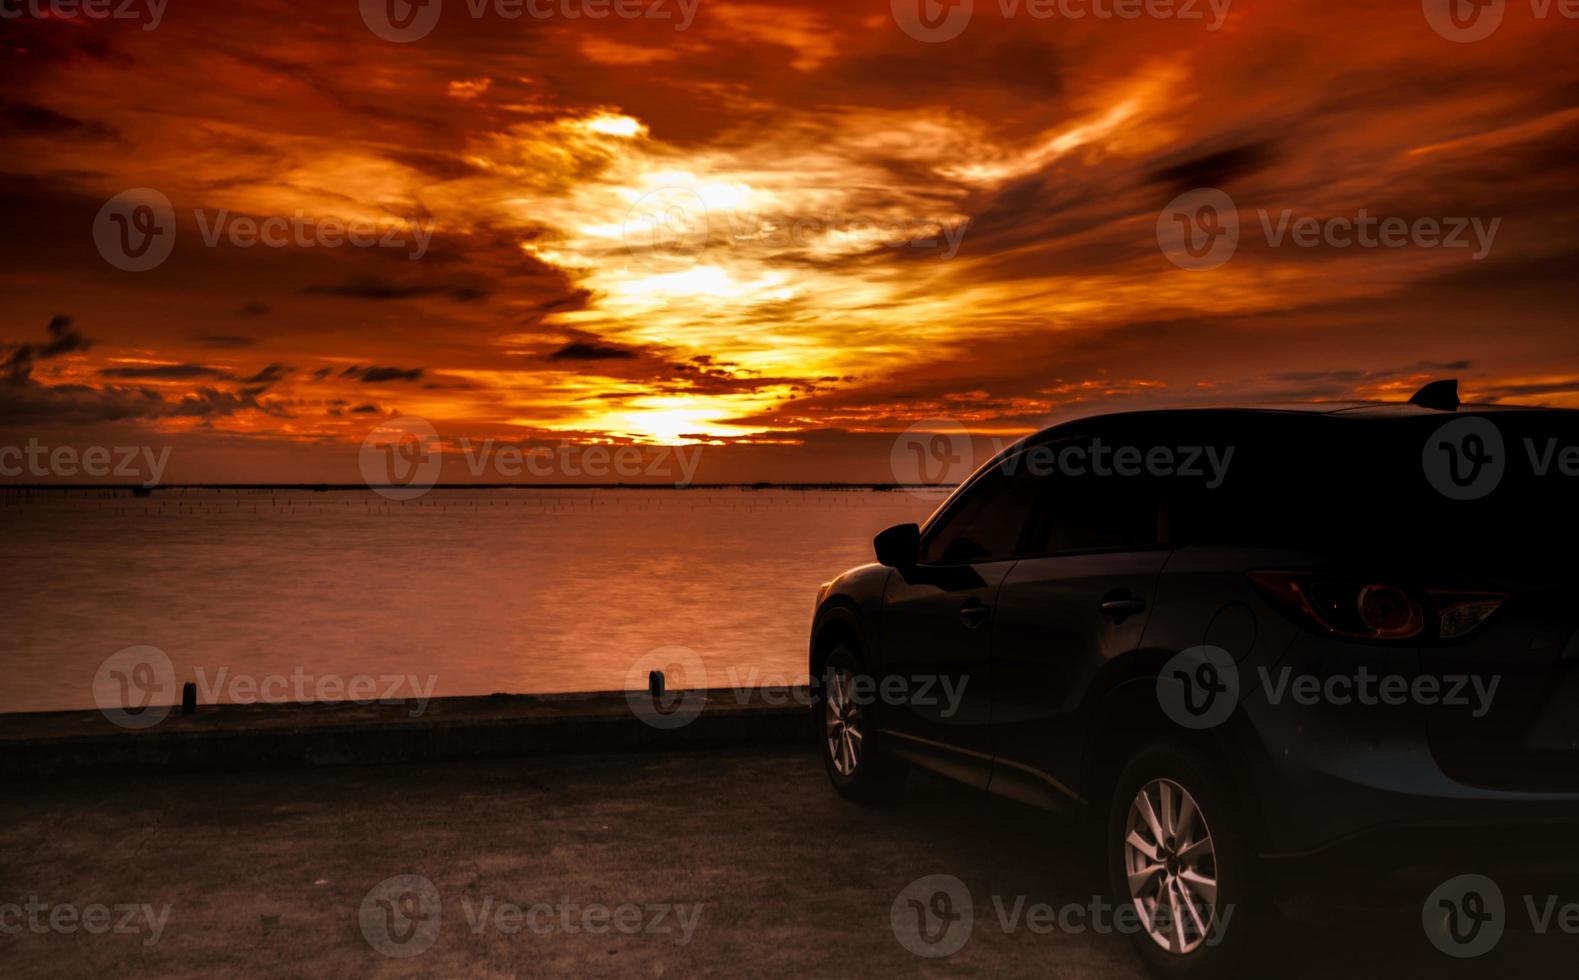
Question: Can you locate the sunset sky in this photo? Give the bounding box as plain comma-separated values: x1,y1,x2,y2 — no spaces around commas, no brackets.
3,0,1578,483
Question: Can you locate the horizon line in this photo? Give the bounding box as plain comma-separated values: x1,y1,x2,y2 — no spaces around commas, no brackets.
0,482,954,491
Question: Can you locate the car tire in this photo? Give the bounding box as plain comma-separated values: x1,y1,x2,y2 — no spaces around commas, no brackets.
819,643,908,805
1106,739,1266,978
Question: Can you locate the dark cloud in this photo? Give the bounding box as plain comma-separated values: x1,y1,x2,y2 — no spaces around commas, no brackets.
0,379,279,426
300,278,488,303
384,149,487,182
526,291,593,319
1267,361,1472,387
1148,141,1279,196
243,363,290,384
339,364,424,383
1474,378,1579,401
2,315,91,381
0,317,280,426
236,302,271,317
550,342,637,361
0,100,116,141
100,363,232,381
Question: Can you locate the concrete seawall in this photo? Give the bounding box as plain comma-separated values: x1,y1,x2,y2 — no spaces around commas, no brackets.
0,687,815,779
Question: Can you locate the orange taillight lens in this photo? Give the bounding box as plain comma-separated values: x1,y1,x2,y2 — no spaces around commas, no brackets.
1249,572,1505,642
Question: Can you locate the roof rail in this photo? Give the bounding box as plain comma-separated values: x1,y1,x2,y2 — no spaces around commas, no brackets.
1408,379,1460,411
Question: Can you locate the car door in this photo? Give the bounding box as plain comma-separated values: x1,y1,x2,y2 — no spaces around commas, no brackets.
879,453,1041,789
986,450,1171,811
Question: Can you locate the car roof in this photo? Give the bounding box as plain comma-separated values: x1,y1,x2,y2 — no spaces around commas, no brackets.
1102,400,1569,418
1013,399,1578,450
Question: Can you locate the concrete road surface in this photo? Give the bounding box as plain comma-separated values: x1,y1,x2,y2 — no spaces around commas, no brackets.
1,747,1567,977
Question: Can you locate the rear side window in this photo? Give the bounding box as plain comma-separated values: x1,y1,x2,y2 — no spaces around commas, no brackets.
919,456,1041,563
1026,472,1165,554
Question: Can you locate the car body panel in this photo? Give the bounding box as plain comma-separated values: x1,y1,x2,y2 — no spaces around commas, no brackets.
986,549,1170,808
810,399,1579,889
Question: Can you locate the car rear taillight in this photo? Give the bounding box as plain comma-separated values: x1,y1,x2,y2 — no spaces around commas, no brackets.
1249,571,1505,642
1355,584,1424,638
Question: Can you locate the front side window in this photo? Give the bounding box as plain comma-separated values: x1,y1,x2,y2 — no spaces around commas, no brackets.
1005,435,1168,556
919,456,1041,564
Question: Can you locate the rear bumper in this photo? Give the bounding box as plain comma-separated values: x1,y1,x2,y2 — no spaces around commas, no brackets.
1263,816,1579,911
1233,691,1579,906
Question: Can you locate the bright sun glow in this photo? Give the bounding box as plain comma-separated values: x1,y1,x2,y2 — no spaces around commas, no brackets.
580,113,647,138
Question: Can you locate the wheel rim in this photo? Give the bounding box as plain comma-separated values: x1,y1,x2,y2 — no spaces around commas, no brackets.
1123,778,1219,955
824,668,863,776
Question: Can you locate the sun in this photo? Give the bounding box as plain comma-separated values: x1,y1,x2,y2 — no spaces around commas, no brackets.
565,396,777,443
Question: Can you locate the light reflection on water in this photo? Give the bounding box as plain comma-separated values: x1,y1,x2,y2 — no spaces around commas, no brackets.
0,488,940,713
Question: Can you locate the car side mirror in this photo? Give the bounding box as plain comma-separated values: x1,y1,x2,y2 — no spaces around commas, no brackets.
874,523,920,568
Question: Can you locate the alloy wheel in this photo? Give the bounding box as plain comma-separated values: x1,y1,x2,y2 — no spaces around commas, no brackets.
824,668,863,776
1123,778,1220,954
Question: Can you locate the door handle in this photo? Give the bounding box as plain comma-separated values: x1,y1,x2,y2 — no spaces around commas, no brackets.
959,600,991,629
1099,594,1146,624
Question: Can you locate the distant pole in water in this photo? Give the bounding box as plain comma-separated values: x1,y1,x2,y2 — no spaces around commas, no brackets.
648,670,664,699
181,682,197,715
